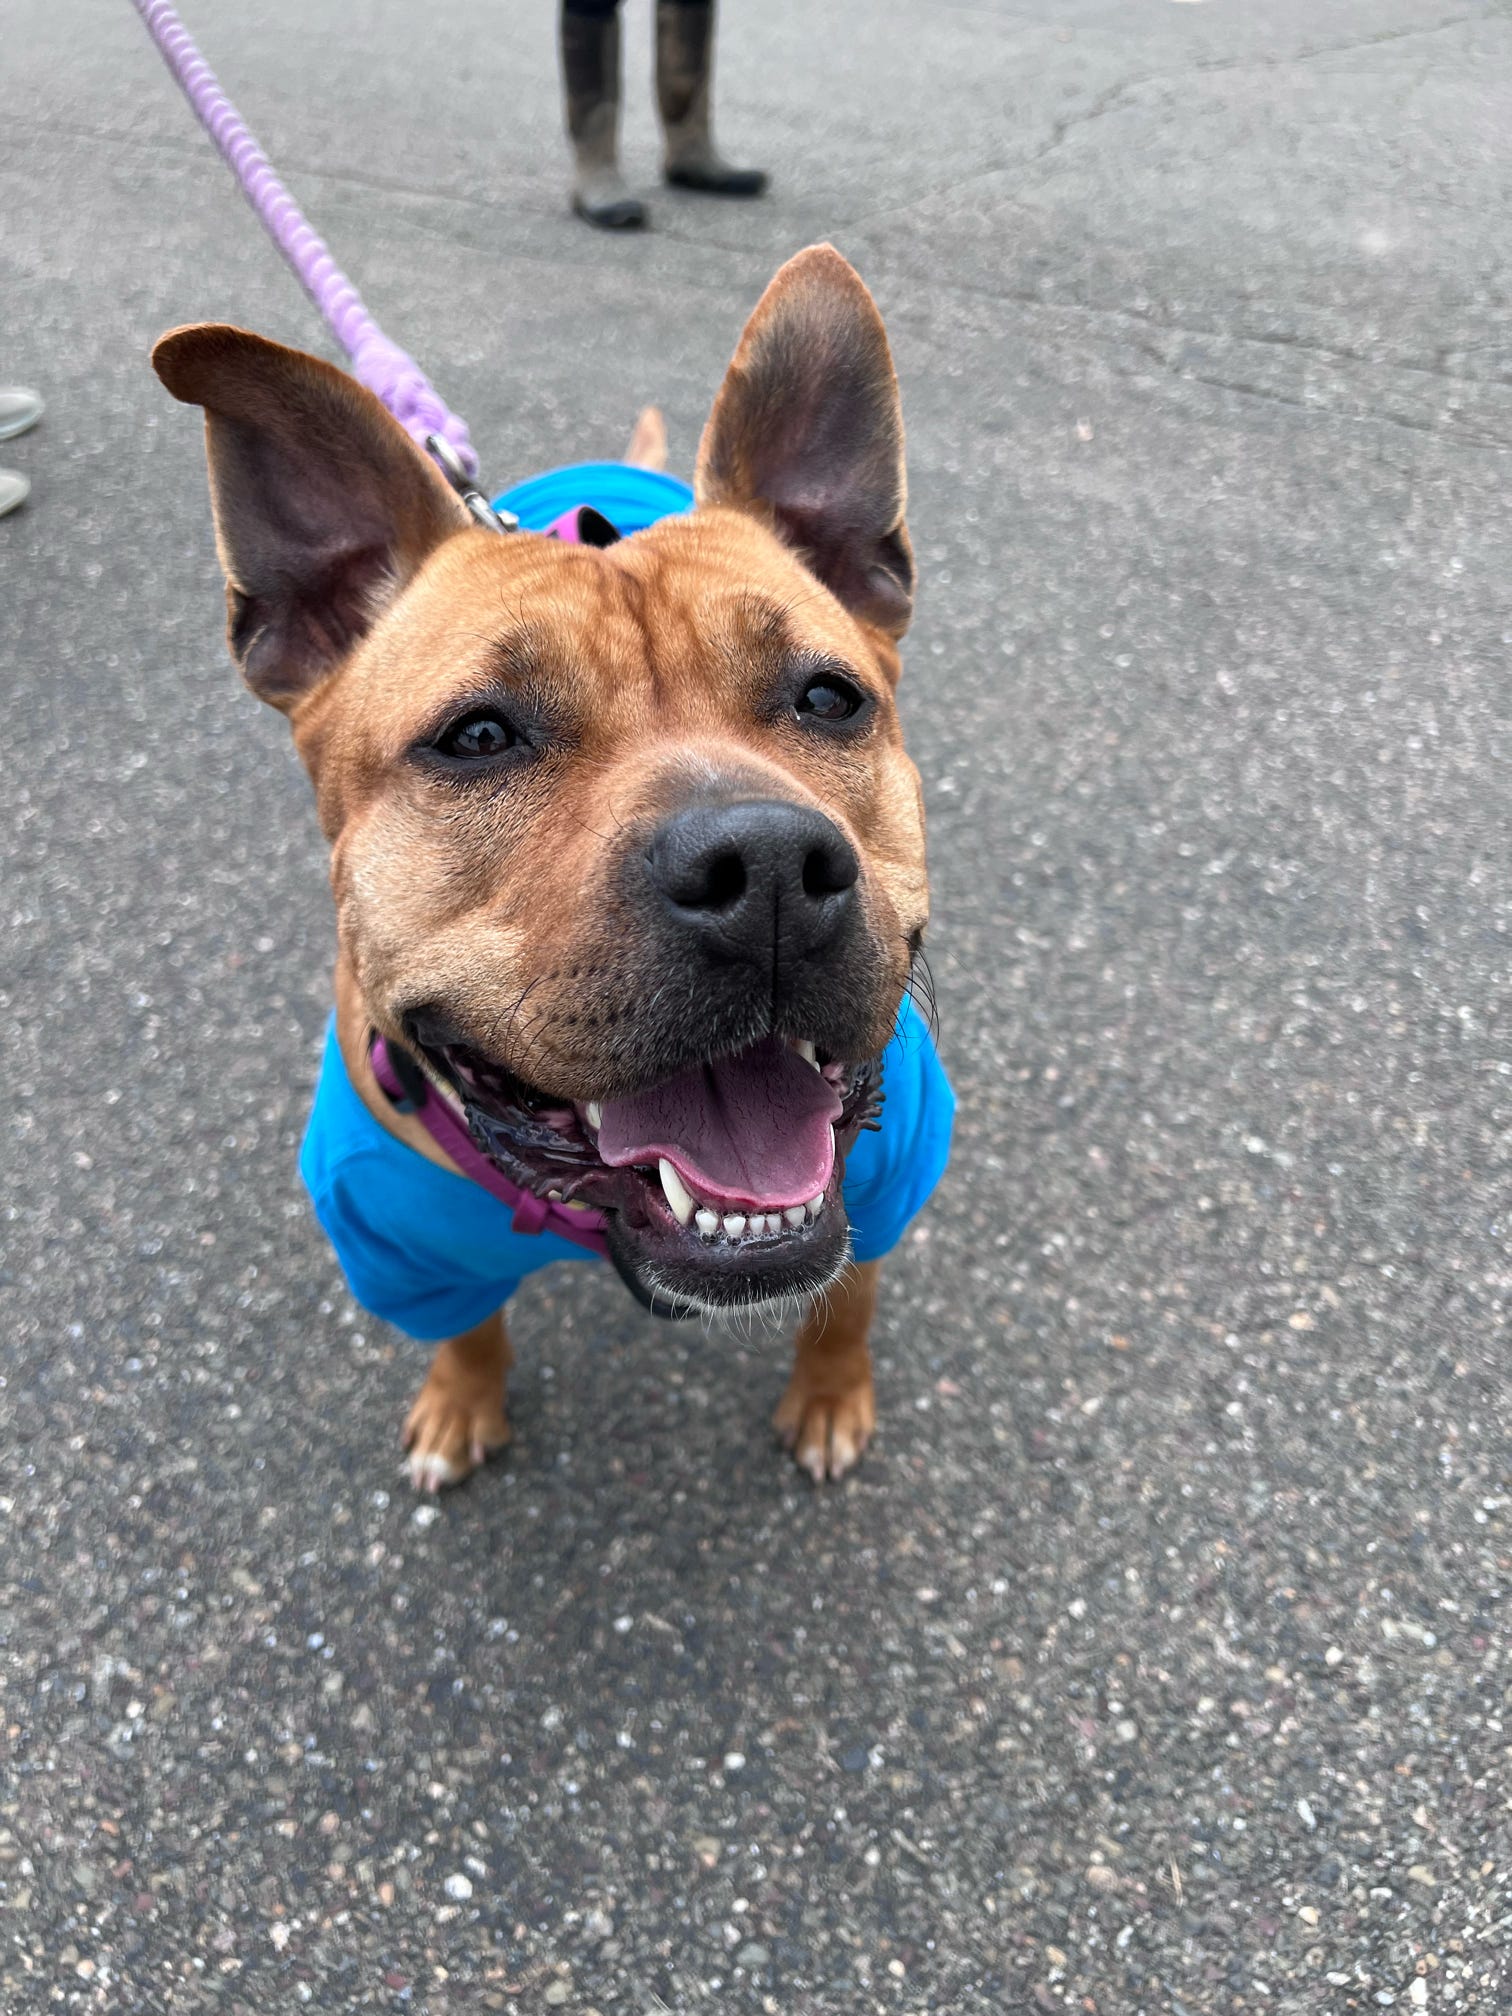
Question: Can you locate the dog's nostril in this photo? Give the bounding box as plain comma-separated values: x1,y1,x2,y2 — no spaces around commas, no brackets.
802,844,857,901
702,849,747,910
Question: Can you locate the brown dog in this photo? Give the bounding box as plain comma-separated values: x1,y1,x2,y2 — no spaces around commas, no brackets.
153,245,934,1487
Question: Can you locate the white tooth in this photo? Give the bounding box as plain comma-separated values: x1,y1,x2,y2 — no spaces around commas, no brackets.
806,1193,824,1220
722,1214,747,1239
658,1158,696,1227
792,1039,820,1070
547,1189,563,1201
695,1208,719,1238
762,1213,781,1235
784,1205,807,1228
586,1101,602,1130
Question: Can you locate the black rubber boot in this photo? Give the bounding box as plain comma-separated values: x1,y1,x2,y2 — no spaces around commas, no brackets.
656,0,768,196
561,11,647,228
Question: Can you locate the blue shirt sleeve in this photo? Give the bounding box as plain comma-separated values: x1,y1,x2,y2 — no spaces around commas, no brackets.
299,1020,598,1342
840,996,955,1265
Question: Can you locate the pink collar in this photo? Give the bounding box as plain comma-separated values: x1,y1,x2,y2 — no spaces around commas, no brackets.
369,1036,610,1257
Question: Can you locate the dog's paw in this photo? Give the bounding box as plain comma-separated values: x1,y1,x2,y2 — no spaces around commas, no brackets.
773,1363,876,1483
402,1367,511,1493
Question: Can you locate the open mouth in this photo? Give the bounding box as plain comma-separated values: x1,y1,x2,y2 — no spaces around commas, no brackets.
407,1024,883,1309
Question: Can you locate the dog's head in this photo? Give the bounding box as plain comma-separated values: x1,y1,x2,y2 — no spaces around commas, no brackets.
154,246,928,1313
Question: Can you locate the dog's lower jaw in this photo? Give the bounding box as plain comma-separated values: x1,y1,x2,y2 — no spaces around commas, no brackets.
606,1224,854,1323
612,1241,854,1322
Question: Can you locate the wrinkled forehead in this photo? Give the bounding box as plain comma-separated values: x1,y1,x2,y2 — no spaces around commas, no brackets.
349,511,877,735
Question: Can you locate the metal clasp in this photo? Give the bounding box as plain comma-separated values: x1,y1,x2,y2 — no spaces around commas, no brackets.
425,432,519,534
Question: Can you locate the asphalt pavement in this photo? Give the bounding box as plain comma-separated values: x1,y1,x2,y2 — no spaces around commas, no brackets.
3,0,1511,2010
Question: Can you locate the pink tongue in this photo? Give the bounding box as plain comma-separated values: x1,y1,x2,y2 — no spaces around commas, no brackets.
596,1040,842,1209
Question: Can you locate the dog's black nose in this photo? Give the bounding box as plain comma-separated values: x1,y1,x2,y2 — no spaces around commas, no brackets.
645,800,859,966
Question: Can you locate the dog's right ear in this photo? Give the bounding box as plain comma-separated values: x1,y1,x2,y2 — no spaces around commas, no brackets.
152,325,468,710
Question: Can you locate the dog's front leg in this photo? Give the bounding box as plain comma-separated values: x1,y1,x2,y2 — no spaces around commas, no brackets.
403,1310,514,1492
774,1259,880,1483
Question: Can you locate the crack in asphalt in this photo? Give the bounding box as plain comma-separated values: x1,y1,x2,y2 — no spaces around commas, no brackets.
14,97,1512,458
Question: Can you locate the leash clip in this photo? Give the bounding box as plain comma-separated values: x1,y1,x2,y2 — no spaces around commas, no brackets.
426,432,519,534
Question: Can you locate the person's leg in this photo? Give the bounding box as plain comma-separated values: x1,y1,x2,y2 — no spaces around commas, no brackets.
561,0,647,229
656,0,767,197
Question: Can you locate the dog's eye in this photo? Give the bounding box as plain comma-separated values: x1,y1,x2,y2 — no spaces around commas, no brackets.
435,711,518,760
796,675,866,723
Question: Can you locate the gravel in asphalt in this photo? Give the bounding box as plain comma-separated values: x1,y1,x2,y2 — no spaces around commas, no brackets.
3,1,1511,2010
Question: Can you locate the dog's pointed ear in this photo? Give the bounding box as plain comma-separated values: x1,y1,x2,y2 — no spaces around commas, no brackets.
695,245,914,639
152,325,468,709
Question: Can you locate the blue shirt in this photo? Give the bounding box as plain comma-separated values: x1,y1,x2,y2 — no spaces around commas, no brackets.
298,463,953,1340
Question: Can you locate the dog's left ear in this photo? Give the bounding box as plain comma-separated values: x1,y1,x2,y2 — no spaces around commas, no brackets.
696,244,914,640
152,324,467,710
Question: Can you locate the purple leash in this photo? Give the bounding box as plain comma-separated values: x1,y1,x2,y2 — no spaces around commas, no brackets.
130,0,479,478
